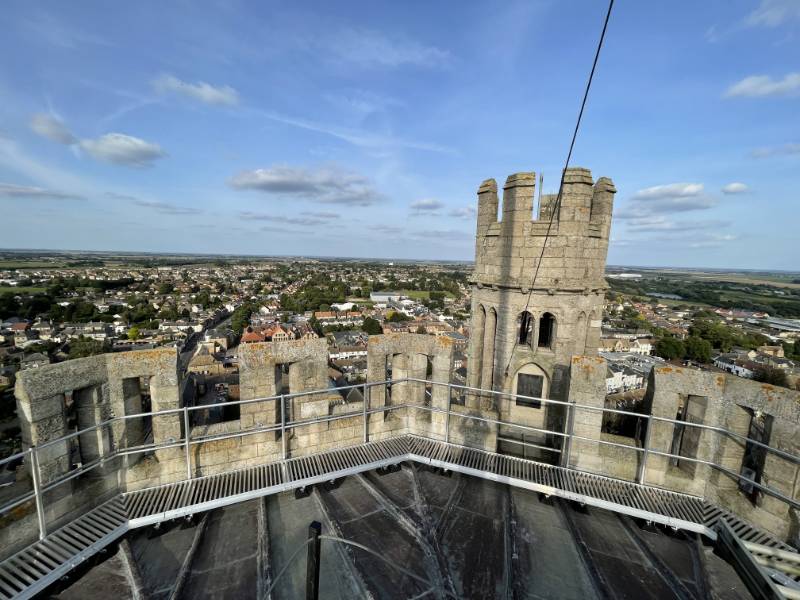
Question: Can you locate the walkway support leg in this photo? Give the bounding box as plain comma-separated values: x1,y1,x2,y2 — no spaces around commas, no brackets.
183,407,192,480
306,521,322,600
637,415,653,485
30,447,47,540
362,384,368,444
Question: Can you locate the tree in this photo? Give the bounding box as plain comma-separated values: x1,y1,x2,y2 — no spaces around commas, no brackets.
361,317,383,335
127,327,140,340
68,336,109,359
655,337,685,361
752,366,789,388
387,311,411,323
684,336,712,363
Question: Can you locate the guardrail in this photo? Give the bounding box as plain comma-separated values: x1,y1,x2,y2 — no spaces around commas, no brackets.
1,377,798,542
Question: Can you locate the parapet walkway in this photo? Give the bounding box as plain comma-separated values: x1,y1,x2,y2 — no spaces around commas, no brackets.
0,435,795,599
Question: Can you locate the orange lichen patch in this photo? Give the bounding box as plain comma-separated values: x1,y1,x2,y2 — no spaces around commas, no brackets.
657,367,673,373
437,336,454,348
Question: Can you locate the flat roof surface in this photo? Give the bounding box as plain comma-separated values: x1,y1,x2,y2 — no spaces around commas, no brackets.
50,465,752,599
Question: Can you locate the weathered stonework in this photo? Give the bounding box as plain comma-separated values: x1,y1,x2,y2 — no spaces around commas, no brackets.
466,169,615,459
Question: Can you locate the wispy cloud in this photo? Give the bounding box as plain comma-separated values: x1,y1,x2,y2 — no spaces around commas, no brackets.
29,114,166,167
324,89,403,115
30,113,77,145
410,198,444,214
625,216,730,233
724,73,800,98
132,199,200,215
721,182,749,194
411,229,471,241
153,74,239,106
0,182,84,200
301,211,340,219
448,206,477,219
228,165,383,206
322,28,451,69
238,211,331,226
80,134,166,167
21,11,111,49
245,107,452,154
750,142,800,158
745,0,800,28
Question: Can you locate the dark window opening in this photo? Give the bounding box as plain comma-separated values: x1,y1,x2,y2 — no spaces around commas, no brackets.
669,406,685,467
519,311,533,345
516,374,543,408
538,313,555,348
739,410,773,504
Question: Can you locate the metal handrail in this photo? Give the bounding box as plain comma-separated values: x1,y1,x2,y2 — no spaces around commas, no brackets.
2,377,798,541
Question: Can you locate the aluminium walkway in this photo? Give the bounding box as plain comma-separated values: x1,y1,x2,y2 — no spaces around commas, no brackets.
0,434,795,599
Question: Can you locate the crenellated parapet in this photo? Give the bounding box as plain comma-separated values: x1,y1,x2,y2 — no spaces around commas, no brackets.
473,168,615,292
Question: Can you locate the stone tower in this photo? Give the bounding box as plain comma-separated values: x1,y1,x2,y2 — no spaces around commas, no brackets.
466,168,615,406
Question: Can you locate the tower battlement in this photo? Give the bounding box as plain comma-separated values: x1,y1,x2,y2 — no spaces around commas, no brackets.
473,168,615,292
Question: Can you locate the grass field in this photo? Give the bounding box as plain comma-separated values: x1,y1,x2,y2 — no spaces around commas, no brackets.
397,289,457,300
0,261,65,269
0,286,47,295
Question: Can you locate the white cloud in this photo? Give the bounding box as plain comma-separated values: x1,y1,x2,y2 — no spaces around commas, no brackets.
0,182,83,200
448,206,477,219
30,113,166,168
721,182,749,194
228,165,383,206
745,0,800,27
80,133,166,167
724,73,800,98
324,29,451,69
132,199,200,215
410,198,444,213
750,142,800,158
153,74,239,106
632,183,705,200
620,182,716,217
30,113,77,145
625,216,730,233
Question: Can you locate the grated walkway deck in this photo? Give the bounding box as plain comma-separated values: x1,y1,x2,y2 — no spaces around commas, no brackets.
0,435,794,599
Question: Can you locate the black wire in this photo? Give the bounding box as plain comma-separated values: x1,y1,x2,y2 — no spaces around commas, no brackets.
502,0,615,378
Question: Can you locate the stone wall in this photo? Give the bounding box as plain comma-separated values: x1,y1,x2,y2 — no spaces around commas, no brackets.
561,359,800,543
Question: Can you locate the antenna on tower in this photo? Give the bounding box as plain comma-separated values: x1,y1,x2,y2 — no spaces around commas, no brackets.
537,173,543,218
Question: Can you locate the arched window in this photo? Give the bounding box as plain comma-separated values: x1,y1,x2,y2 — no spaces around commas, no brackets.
518,311,533,345
538,312,556,348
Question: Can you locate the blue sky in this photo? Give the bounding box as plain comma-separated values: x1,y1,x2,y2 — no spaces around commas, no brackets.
1,1,798,269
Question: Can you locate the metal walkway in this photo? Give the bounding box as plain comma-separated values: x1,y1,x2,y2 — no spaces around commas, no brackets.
0,435,795,599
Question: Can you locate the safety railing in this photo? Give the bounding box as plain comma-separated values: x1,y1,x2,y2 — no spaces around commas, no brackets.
1,377,798,542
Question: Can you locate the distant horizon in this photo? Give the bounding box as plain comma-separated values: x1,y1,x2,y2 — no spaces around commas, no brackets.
1,246,798,274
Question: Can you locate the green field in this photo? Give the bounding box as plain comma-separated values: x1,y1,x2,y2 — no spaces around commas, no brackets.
0,261,65,269
0,286,47,295
397,289,457,300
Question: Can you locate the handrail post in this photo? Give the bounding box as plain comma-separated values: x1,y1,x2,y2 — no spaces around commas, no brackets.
281,395,288,461
563,401,576,469
445,383,451,444
183,406,192,480
30,446,47,540
362,383,369,443
637,415,653,484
